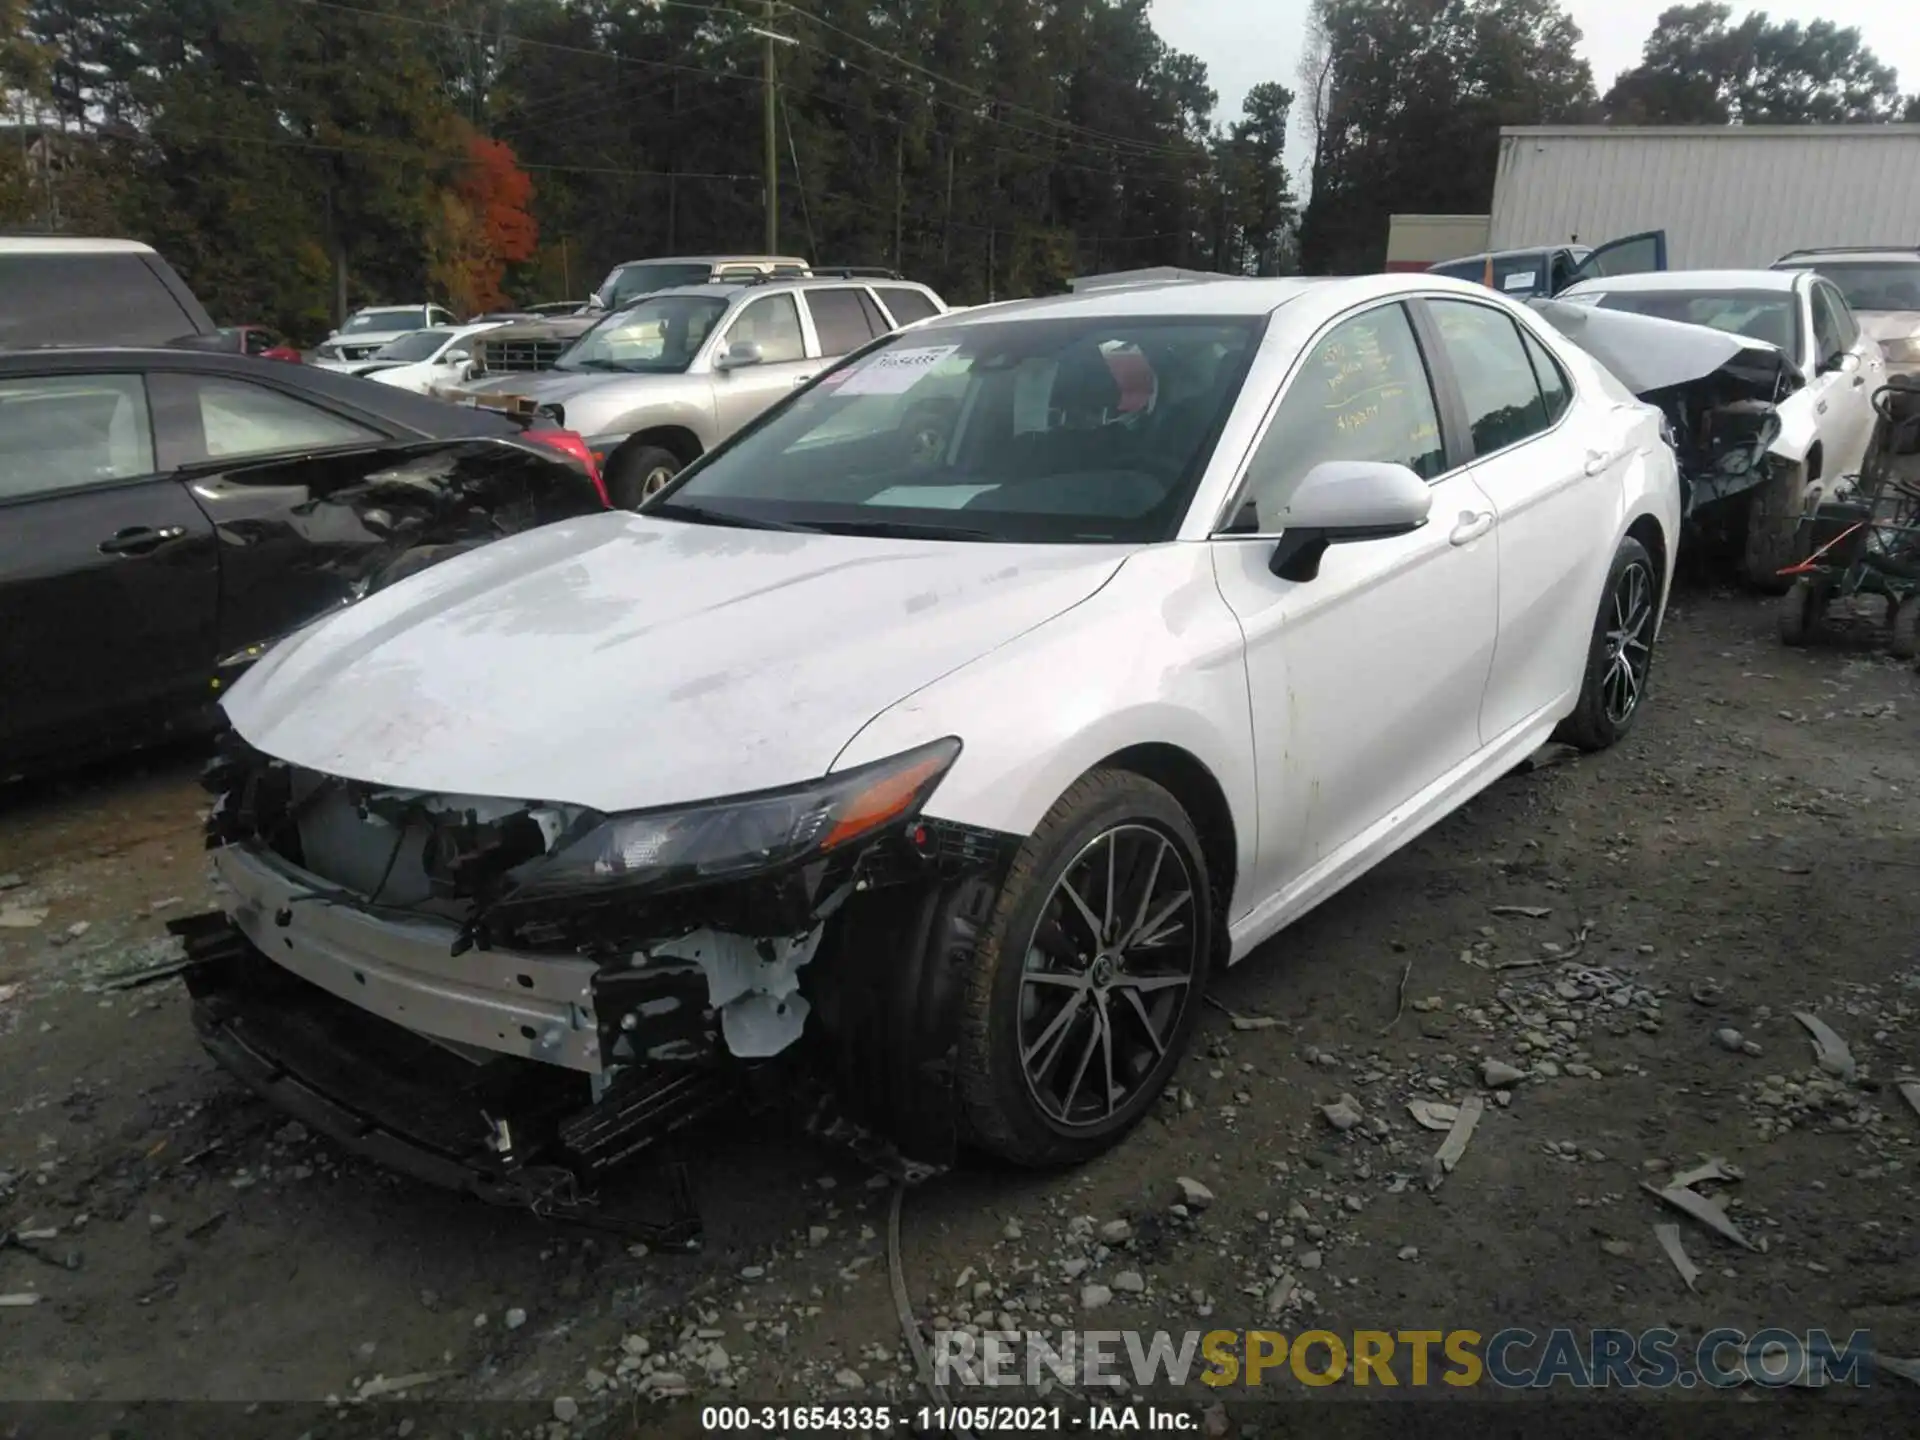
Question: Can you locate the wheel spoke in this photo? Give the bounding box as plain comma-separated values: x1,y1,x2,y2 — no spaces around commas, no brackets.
1023,970,1088,991
1120,986,1167,1058
1113,972,1191,995
1102,833,1117,944
1059,876,1103,945
1125,837,1169,948
1023,989,1086,1072
1060,1010,1102,1117
1097,993,1117,1118
1130,889,1192,950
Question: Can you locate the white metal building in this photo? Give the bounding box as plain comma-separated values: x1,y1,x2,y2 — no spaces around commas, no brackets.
1489,125,1920,267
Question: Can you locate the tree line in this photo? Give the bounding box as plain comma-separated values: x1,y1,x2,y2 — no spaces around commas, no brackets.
0,0,1913,338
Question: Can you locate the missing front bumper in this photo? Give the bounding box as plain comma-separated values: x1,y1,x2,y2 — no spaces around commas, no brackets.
171,911,731,1237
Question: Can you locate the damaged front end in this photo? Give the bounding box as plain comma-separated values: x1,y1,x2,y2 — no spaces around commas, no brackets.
171,734,1016,1229
1532,298,1798,518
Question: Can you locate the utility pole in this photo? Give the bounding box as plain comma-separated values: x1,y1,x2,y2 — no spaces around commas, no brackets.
763,0,778,254
893,119,904,269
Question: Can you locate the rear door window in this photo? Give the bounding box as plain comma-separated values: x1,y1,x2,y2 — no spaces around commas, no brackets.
0,373,155,500
1424,299,1552,457
162,376,382,461
806,288,885,356
0,254,196,348
875,286,938,326
1811,285,1848,368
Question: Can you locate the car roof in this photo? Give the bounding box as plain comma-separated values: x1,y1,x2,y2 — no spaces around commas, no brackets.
0,345,518,438
1438,245,1590,264
613,255,811,269
917,277,1327,323
633,277,942,303
0,236,157,255
1774,249,1920,266
1562,268,1801,294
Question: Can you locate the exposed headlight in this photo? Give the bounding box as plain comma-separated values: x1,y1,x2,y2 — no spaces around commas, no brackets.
501,738,962,904
1881,335,1920,364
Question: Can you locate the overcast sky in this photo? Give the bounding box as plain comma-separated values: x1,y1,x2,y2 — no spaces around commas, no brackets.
1149,0,1920,181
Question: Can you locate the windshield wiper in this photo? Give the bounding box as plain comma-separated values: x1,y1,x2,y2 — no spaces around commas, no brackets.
563,357,621,371
804,518,998,541
647,501,818,533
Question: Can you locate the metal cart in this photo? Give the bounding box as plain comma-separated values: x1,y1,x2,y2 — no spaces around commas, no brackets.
1776,378,1920,659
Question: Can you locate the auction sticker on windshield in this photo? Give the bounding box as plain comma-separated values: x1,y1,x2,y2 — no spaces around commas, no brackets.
836,344,961,396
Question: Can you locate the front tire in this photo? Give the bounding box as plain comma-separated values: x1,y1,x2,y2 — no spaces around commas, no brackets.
1778,577,1826,647
1553,535,1659,753
606,444,684,509
956,770,1213,1167
1743,458,1808,593
1891,594,1920,660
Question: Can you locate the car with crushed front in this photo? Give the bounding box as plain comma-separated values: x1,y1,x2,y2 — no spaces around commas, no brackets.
172,272,1680,1215
438,275,946,508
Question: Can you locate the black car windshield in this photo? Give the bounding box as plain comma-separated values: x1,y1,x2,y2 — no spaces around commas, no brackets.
601,263,714,308
1586,288,1800,356
557,295,728,373
654,315,1263,543
1796,262,1920,313
1431,253,1556,296
374,328,454,361
341,307,428,334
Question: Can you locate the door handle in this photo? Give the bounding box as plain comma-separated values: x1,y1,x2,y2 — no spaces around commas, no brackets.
1449,510,1495,546
1816,399,1829,414
1583,448,1619,476
98,525,185,556
793,374,815,386
1852,375,1867,387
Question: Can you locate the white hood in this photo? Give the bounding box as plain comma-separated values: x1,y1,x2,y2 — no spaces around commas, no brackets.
221,514,1129,811
1859,310,1920,346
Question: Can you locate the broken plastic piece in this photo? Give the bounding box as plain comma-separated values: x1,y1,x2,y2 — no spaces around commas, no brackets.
353,1370,455,1400
1229,1014,1286,1031
0,1293,42,1307
0,906,47,929
1641,1181,1758,1251
1489,905,1552,918
1898,1079,1920,1124
653,926,824,1059
1407,1100,1460,1132
1669,1157,1739,1190
1425,1094,1485,1190
1653,1222,1700,1291
1793,1012,1856,1081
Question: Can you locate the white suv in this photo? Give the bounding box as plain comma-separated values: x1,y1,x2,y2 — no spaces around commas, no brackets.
312,304,456,367
1773,248,1920,377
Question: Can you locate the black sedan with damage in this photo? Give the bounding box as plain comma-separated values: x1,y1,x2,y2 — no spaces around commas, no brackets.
0,347,608,779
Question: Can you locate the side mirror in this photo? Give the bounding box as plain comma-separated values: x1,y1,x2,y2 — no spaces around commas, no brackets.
715,340,764,372
587,291,607,311
1261,460,1433,581
442,349,470,366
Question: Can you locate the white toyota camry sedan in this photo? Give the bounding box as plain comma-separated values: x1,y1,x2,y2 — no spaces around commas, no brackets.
179,273,1680,1199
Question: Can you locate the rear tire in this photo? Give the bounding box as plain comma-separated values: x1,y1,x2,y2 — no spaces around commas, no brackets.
1553,535,1659,753
956,770,1213,1167
1777,578,1825,647
606,444,684,510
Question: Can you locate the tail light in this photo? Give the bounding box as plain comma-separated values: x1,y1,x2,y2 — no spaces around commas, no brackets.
523,428,609,508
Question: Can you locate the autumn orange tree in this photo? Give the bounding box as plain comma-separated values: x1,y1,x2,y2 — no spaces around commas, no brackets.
429,127,538,316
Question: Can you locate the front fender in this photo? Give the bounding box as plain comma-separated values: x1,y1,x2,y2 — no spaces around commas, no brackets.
598,389,716,448
831,545,1259,914
1768,393,1818,465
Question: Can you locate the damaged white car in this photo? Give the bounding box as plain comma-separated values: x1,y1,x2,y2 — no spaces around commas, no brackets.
1553,268,1887,588
172,273,1679,1219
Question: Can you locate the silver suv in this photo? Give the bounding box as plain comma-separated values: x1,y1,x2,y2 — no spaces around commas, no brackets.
1772,247,1920,376
439,275,946,507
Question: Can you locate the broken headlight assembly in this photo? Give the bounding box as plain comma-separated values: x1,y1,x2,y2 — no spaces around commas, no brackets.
498,737,963,905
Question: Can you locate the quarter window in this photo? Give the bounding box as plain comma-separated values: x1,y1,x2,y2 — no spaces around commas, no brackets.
1239,302,1444,529
876,286,939,326
806,288,884,356
0,373,154,500
1425,299,1552,458
1811,284,1847,367
1821,282,1860,349
725,294,806,363
1519,326,1572,425
190,378,380,459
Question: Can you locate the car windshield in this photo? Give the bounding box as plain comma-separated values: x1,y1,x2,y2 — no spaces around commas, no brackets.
1797,261,1920,313
341,307,428,334
654,315,1263,544
1587,288,1800,355
1430,254,1550,295
373,328,453,361
601,263,715,308
556,295,728,373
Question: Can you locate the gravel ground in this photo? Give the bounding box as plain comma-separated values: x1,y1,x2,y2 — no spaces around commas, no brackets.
1,586,1917,1429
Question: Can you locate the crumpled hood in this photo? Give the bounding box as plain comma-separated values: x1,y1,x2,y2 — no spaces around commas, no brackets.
221,514,1130,811
1531,298,1795,396
438,368,629,407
